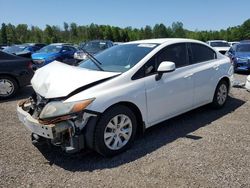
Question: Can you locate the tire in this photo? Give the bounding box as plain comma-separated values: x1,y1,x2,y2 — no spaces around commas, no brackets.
94,105,137,157
211,80,229,109
0,76,18,99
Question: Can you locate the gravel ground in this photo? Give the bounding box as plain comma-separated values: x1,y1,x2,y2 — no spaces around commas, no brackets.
0,73,249,188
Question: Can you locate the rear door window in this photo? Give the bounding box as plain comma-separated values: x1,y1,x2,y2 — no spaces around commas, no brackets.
190,43,216,64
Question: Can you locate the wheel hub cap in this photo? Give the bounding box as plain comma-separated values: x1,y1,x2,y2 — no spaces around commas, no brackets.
217,84,227,105
0,79,14,96
104,114,133,150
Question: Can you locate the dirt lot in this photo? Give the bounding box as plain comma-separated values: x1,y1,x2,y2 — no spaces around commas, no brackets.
0,73,249,188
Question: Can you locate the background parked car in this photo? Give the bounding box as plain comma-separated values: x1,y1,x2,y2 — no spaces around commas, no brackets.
228,41,239,47
206,40,230,54
32,43,77,68
0,51,34,99
0,44,8,51
3,43,46,58
74,40,114,61
226,42,250,72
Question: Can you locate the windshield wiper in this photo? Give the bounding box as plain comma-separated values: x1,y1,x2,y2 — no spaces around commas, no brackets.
81,48,104,71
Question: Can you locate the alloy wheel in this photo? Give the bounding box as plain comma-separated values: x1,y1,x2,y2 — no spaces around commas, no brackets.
217,84,228,105
104,114,133,150
0,79,14,97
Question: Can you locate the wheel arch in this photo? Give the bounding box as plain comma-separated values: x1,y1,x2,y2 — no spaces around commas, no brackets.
104,101,146,136
218,76,231,91
84,101,146,150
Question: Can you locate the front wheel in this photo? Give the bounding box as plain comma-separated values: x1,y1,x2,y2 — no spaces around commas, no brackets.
94,105,137,157
211,80,229,108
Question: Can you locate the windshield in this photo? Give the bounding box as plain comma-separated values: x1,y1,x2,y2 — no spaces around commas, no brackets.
210,42,230,47
38,45,62,53
236,44,250,52
79,43,158,73
3,45,26,54
82,41,108,53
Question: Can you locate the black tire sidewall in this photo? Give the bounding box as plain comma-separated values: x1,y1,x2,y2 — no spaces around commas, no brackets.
0,76,18,99
212,80,229,108
94,105,137,157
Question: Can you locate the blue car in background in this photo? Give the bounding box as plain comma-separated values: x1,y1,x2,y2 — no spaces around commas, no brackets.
32,43,77,68
227,42,250,72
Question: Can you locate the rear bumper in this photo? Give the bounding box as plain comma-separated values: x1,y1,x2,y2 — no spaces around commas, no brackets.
234,62,250,71
235,66,250,71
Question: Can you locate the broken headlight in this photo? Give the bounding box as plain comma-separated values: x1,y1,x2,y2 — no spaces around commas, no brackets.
39,98,95,119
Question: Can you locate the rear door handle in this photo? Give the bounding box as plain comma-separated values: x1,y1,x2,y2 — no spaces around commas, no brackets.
184,73,194,78
213,64,219,70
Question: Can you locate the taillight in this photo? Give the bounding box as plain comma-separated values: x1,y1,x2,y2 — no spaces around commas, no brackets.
27,61,33,70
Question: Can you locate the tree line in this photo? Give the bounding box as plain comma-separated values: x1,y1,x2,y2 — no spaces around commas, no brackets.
1,19,250,45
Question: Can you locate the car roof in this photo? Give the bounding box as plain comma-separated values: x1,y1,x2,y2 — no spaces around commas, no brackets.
240,40,250,43
127,38,206,45
207,40,228,43
50,43,73,46
237,42,250,45
86,40,113,43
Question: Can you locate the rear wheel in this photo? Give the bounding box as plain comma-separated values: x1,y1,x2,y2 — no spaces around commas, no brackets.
94,105,137,157
212,80,229,108
0,76,18,99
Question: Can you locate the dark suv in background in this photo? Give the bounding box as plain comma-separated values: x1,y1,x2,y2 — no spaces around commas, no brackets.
74,40,114,61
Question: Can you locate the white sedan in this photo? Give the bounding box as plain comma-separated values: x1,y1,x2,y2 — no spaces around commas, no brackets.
17,38,233,157
206,40,230,55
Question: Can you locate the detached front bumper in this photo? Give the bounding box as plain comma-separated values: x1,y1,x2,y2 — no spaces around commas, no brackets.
17,100,99,153
17,101,71,139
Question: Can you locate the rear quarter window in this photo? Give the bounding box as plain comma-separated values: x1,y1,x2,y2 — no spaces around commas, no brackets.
190,43,216,64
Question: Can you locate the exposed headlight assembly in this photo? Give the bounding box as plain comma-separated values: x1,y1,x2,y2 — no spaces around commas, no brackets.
39,98,95,119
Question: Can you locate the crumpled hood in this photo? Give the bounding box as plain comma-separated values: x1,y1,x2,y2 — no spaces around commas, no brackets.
31,61,120,99
32,52,59,60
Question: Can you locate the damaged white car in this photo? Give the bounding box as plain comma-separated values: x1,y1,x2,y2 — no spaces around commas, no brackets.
17,39,233,157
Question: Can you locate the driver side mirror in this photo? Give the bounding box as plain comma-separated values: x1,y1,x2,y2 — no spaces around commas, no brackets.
62,49,67,53
155,61,176,81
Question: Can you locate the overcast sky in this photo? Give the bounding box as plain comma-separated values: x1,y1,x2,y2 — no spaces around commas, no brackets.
1,0,249,30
